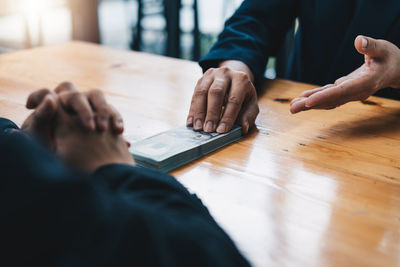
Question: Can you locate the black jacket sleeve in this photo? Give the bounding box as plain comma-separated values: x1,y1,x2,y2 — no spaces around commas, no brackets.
199,0,298,89
0,117,18,133
0,118,250,267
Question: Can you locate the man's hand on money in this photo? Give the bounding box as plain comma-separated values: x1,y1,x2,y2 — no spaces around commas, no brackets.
186,60,259,135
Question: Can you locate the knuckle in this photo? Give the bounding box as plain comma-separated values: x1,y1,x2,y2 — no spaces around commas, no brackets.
59,81,75,89
334,79,342,86
234,71,250,81
39,88,51,94
227,96,242,106
194,86,209,97
195,76,204,87
244,80,254,90
89,88,103,96
205,68,216,74
218,66,230,73
209,86,225,97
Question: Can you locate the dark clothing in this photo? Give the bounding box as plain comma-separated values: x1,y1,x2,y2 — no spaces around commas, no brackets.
0,118,250,267
200,0,400,99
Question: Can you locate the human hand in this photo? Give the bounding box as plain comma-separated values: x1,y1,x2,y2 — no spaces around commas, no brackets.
187,60,259,135
22,82,124,148
290,36,400,114
54,103,134,173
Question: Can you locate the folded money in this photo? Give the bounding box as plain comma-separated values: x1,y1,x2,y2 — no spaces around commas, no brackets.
130,126,242,172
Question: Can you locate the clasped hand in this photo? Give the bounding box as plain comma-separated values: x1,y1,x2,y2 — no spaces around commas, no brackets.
22,82,134,172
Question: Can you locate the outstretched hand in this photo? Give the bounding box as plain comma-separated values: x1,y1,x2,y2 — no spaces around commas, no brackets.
290,36,400,114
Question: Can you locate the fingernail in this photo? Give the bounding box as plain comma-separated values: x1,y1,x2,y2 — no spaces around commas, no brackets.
204,121,214,132
186,116,193,125
362,38,368,50
117,119,124,127
194,119,202,130
216,123,227,133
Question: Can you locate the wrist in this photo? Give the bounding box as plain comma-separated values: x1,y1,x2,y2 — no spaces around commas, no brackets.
218,60,255,83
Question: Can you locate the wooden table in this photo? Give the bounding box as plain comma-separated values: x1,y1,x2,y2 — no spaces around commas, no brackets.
1,42,400,267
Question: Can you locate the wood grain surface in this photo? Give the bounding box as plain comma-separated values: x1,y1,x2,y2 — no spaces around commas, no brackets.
0,42,399,267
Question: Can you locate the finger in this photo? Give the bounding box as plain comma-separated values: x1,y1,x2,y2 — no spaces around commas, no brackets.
86,89,110,132
59,91,95,131
192,75,213,131
26,88,53,109
299,84,334,98
109,105,124,134
186,80,201,127
54,81,78,94
203,77,230,132
236,96,259,134
290,97,310,114
334,76,349,85
304,86,343,109
217,74,250,133
290,97,305,105
22,94,58,132
305,77,369,109
355,35,388,58
186,96,195,126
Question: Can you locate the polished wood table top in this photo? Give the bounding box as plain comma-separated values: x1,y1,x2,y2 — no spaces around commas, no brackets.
1,42,399,267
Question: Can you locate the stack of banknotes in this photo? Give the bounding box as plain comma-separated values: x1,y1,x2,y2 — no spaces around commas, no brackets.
130,126,242,172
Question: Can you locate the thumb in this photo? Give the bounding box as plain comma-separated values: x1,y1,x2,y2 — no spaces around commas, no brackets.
355,35,388,58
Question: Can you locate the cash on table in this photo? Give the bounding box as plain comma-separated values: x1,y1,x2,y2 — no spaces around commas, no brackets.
130,126,242,172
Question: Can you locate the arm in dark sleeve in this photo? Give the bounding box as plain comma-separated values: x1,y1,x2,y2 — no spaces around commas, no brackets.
0,120,105,266
93,165,251,267
200,0,298,89
0,117,19,133
0,121,250,266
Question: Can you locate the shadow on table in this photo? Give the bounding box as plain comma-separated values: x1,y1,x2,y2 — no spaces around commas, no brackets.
325,108,400,139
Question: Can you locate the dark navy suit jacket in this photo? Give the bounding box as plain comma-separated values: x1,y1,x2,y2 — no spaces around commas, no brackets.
0,118,250,267
200,0,400,99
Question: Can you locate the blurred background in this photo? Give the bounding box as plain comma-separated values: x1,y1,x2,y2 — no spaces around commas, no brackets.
0,0,276,77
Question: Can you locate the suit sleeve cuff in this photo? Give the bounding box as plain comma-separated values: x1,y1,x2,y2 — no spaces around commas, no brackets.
199,48,267,90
